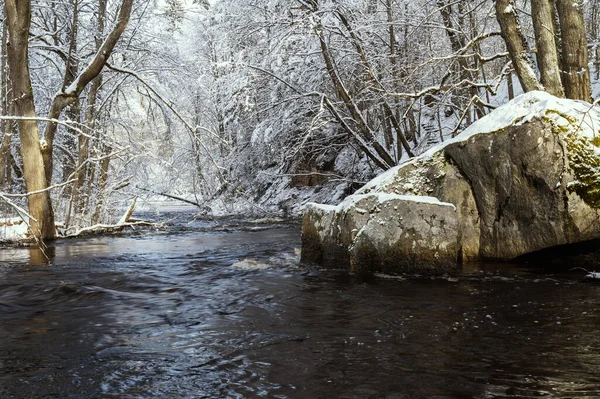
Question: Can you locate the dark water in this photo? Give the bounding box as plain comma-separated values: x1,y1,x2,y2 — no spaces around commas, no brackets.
1,215,600,398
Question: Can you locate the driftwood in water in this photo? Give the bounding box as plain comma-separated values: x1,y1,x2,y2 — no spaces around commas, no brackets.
65,198,157,237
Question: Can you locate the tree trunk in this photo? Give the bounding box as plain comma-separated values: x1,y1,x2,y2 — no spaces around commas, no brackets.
60,0,81,185
386,0,397,69
0,102,14,190
5,0,56,240
507,70,515,100
0,18,10,189
91,150,111,225
495,0,544,93
556,0,591,101
71,0,107,224
591,0,600,79
531,0,565,97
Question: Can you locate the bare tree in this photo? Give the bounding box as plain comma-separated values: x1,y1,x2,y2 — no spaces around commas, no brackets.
556,0,591,101
42,0,133,185
531,0,564,96
5,0,56,239
66,0,107,228
0,16,12,189
496,0,591,100
4,0,133,241
495,0,544,92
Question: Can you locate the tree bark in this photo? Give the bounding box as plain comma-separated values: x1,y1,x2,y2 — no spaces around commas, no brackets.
90,149,111,225
495,0,544,92
0,17,10,188
531,0,565,97
61,0,81,184
556,0,591,101
5,0,56,240
507,70,515,100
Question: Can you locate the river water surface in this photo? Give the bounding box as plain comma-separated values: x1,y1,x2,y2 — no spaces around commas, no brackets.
1,213,599,398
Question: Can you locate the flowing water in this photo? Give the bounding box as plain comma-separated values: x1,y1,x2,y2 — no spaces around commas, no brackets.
0,212,599,398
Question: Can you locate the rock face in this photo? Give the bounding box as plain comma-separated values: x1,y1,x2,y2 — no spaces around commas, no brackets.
301,92,600,273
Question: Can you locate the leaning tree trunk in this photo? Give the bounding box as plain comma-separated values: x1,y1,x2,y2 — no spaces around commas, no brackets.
495,0,544,93
315,22,396,170
556,0,591,101
531,0,565,97
5,0,56,240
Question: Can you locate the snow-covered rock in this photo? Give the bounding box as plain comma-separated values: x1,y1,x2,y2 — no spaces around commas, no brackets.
301,91,600,272
302,194,460,273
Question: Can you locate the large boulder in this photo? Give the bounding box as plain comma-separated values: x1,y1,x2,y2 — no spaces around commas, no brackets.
301,91,600,272
302,194,459,273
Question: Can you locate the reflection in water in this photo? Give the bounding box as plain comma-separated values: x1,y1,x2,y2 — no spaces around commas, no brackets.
28,245,56,265
0,219,599,398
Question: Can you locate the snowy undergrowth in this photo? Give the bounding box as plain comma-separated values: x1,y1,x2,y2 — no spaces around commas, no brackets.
163,87,598,219
0,218,29,243
201,78,526,217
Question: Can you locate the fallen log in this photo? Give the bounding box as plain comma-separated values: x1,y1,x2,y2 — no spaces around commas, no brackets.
64,198,159,237
65,221,157,237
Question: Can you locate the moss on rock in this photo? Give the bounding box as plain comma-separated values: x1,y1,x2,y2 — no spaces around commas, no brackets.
565,133,600,208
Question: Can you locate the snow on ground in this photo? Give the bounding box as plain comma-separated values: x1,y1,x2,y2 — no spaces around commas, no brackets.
587,271,600,280
0,218,30,242
133,88,599,220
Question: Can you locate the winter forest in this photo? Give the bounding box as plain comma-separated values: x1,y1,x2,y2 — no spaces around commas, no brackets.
4,1,600,396
1,0,599,240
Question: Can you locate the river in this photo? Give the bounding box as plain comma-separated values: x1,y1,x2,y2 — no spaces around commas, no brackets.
0,213,599,398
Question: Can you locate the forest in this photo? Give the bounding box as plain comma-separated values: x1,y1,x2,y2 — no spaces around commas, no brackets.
0,0,599,241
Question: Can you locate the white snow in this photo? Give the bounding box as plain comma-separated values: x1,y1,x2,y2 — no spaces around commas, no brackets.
587,271,600,280
425,91,599,155
335,193,456,212
306,203,338,212
0,218,30,242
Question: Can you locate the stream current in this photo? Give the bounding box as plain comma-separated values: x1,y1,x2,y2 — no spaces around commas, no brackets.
0,212,599,398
